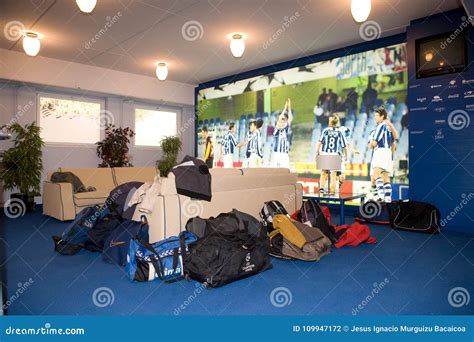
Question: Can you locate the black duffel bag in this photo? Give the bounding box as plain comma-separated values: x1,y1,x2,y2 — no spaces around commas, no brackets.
184,209,272,288
389,200,441,234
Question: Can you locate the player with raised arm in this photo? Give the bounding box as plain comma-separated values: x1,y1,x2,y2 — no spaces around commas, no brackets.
273,98,293,168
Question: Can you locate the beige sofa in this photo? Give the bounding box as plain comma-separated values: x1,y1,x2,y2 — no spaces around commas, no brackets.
43,167,157,221
132,168,303,243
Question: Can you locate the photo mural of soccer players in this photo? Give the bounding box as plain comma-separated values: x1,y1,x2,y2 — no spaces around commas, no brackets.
201,126,214,169
219,122,239,168
315,115,347,194
273,98,293,168
369,107,398,202
239,119,263,167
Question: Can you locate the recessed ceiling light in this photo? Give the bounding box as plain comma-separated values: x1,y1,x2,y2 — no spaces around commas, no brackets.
23,32,41,57
155,62,168,81
351,0,371,23
227,33,247,58
76,0,97,13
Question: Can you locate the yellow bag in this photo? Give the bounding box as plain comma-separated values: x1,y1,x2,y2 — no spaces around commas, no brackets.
272,214,306,249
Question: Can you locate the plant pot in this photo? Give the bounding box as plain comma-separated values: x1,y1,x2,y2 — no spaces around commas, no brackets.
10,193,36,213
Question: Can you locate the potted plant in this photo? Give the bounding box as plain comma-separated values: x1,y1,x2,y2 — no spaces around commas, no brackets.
96,124,135,168
156,136,182,194
0,123,44,212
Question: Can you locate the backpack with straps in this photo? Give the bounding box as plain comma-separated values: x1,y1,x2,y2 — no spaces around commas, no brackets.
299,199,338,244
259,200,289,230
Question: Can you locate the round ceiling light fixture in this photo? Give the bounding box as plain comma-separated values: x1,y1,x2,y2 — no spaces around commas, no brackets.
351,0,371,23
155,62,168,81
228,33,247,58
23,32,41,57
76,0,97,13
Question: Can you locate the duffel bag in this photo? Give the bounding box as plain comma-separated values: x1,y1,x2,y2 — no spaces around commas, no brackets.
126,230,198,283
389,200,441,234
184,209,272,288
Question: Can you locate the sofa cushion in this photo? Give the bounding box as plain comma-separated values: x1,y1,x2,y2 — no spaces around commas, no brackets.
60,167,115,192
73,190,110,207
113,167,156,185
239,168,290,176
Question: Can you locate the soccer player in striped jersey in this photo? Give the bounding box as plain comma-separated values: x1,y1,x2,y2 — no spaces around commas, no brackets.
219,122,238,168
367,128,377,199
273,98,293,168
337,126,360,190
369,107,398,202
238,120,262,167
315,115,348,194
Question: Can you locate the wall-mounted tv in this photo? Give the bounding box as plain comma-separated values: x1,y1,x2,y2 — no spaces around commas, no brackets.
416,31,467,78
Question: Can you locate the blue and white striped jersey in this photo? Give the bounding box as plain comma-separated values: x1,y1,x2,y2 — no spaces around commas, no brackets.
273,124,289,153
249,130,263,157
373,122,393,148
319,127,347,153
367,129,375,144
220,131,238,155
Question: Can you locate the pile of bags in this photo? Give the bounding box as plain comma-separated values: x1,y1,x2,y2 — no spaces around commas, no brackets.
52,173,379,288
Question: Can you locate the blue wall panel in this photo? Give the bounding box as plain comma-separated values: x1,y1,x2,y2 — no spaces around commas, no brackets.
407,9,474,233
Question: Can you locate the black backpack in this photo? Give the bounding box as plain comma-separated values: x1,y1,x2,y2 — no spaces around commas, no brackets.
299,199,338,244
259,200,288,230
83,212,123,252
184,210,272,288
389,200,441,234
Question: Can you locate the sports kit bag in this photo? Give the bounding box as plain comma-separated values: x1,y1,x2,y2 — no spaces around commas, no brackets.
52,205,110,255
270,214,331,261
126,229,198,283
356,200,391,225
106,181,144,219
389,200,441,234
259,200,289,230
102,218,149,266
83,211,123,253
184,209,272,288
299,199,338,244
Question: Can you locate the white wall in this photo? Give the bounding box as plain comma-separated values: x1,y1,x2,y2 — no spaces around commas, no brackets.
0,50,197,204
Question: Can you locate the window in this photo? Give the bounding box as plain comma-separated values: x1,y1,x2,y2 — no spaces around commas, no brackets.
134,107,178,147
38,94,103,144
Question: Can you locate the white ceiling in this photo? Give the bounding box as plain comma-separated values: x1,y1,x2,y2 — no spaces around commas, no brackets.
0,0,461,85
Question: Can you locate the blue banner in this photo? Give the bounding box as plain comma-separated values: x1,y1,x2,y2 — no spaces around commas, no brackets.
0,316,472,342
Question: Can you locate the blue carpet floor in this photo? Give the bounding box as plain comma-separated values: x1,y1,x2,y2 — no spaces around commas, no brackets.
1,209,473,316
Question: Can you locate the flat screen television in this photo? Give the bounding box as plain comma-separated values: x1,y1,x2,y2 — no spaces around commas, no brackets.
416,31,467,78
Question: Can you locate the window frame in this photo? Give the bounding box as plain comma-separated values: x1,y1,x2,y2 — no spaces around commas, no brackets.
133,103,181,149
36,92,105,147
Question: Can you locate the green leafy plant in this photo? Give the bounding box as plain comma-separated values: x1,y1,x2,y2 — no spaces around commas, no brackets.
96,124,135,168
156,136,182,177
0,123,44,196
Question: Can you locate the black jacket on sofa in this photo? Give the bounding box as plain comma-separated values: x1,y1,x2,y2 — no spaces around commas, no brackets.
171,155,212,201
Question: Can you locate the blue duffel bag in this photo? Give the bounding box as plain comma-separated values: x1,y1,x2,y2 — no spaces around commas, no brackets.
126,227,198,283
